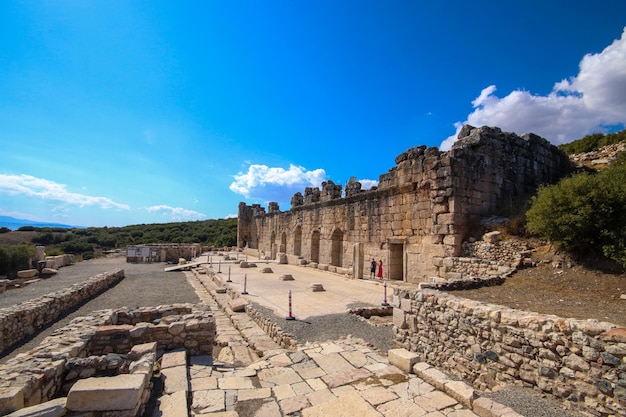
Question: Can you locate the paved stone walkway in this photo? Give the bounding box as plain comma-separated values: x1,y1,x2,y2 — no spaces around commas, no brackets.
203,254,400,320
146,256,523,417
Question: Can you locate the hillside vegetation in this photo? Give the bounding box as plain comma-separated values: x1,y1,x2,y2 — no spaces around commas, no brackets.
0,218,237,277
558,128,626,155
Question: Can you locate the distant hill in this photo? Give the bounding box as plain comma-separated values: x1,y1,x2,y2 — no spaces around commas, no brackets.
0,215,81,230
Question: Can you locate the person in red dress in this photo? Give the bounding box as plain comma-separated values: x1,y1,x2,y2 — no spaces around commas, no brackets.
377,259,383,279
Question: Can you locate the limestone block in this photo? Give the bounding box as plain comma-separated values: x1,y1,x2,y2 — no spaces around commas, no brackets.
5,397,66,417
66,374,146,412
444,380,477,408
301,392,380,417
228,297,248,312
388,348,419,373
483,231,502,243
153,390,188,417
262,267,273,273
40,268,57,276
392,308,407,329
279,274,294,281
0,387,24,415
161,349,187,369
472,396,524,417
16,269,38,278
310,283,325,292
160,366,189,395
129,342,157,359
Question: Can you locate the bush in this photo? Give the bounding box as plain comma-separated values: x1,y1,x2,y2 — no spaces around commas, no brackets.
0,244,34,276
526,164,626,265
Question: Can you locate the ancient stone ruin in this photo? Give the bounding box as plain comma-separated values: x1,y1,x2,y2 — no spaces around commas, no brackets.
237,125,571,283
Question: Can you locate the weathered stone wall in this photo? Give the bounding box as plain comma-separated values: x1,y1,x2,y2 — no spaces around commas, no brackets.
392,288,626,416
238,126,571,283
0,269,125,354
0,304,214,415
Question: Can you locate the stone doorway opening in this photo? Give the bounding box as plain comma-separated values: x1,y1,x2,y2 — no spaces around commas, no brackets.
331,229,343,267
311,231,320,263
389,243,404,280
294,226,302,256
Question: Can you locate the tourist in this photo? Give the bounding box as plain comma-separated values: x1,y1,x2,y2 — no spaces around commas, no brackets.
370,258,376,278
377,259,383,279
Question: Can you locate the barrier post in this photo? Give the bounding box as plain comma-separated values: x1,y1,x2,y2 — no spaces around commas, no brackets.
227,266,232,282
242,273,248,295
381,281,390,307
286,289,295,320
218,260,221,273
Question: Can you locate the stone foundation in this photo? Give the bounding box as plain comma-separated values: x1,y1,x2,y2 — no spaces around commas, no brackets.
0,303,214,416
392,288,626,416
0,269,125,354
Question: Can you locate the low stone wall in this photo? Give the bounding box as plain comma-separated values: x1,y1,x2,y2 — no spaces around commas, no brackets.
0,303,214,415
432,237,530,282
392,288,626,416
0,269,125,354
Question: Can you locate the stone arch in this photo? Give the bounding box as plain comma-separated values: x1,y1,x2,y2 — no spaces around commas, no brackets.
331,228,343,267
294,226,302,256
280,232,287,253
311,230,320,263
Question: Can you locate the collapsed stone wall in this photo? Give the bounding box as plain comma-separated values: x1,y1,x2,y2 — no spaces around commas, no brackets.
238,125,571,283
392,288,626,416
0,303,214,415
0,269,125,354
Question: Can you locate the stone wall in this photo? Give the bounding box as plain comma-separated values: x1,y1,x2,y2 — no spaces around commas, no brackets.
0,303,214,415
392,288,626,416
0,269,125,354
237,125,571,284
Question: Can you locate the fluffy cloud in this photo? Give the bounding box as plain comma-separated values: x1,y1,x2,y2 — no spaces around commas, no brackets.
230,164,327,202
359,179,379,190
441,27,626,150
0,174,129,209
145,205,207,222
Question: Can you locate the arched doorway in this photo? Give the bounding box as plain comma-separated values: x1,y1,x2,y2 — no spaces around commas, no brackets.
331,229,343,267
294,226,302,256
280,232,287,253
270,231,276,260
311,230,320,263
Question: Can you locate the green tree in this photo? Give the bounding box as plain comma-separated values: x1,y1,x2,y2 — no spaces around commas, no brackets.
526,162,626,265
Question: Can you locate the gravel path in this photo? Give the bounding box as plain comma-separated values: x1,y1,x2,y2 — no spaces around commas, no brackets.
248,301,394,353
0,255,200,362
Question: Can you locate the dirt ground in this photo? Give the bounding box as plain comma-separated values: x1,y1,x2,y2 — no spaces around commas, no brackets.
449,244,626,327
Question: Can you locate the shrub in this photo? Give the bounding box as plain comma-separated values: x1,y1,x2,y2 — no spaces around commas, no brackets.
526,164,626,265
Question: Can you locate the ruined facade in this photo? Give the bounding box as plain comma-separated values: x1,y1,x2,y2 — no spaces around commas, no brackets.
237,126,571,283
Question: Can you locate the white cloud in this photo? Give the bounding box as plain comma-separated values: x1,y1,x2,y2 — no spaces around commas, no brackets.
145,205,207,222
359,179,379,190
441,27,626,150
0,174,130,210
230,164,327,202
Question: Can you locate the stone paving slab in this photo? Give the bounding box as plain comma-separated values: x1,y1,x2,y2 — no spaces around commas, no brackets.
173,255,521,417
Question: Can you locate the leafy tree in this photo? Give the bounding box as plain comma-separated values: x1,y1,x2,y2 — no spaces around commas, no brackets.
526,161,626,265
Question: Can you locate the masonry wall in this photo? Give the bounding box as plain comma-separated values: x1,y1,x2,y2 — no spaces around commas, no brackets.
0,269,125,354
0,304,214,414
392,288,626,416
237,126,571,283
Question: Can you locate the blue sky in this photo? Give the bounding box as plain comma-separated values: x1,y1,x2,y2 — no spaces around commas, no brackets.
1,1,625,228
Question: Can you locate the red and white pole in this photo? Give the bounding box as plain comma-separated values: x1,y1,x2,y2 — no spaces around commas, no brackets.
286,289,295,320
